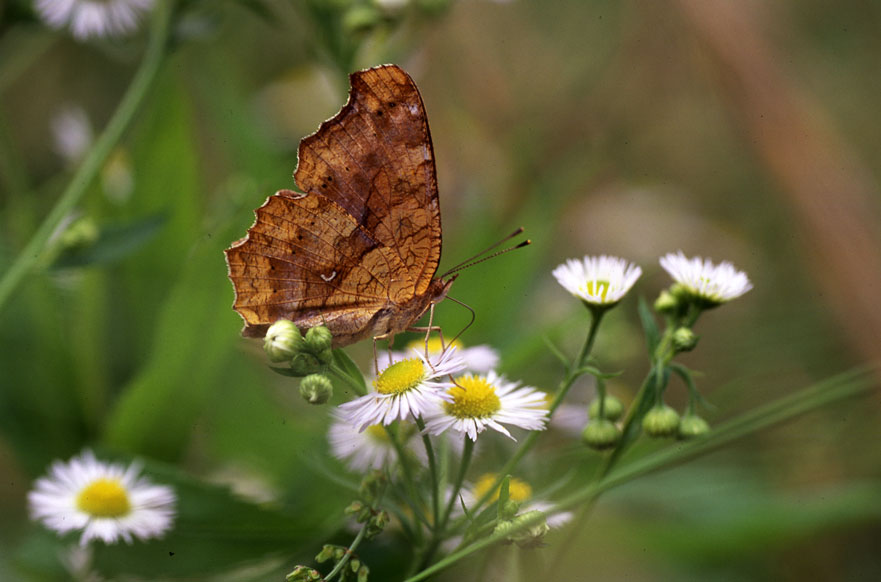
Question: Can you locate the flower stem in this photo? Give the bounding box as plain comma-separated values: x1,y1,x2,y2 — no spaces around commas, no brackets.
402,368,874,582
465,309,606,518
415,417,440,528
0,1,176,315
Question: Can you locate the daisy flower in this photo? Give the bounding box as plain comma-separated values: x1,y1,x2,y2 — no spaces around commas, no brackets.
379,337,499,374
28,450,176,546
659,251,752,305
35,0,155,41
328,414,425,472
553,255,642,307
423,371,548,441
340,347,466,431
470,473,573,529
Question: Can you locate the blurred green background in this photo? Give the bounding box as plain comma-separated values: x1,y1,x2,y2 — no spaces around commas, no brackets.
2,0,881,580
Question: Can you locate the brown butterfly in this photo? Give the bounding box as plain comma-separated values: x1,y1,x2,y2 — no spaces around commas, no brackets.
225,64,455,348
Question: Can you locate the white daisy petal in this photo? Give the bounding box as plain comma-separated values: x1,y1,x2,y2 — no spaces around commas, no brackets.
340,347,466,430
552,255,642,306
27,450,176,545
385,338,501,374
34,0,155,40
423,371,549,442
660,251,752,304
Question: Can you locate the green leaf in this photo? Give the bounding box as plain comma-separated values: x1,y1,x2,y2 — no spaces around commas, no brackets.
52,213,167,268
542,335,570,368
333,348,367,395
637,296,660,355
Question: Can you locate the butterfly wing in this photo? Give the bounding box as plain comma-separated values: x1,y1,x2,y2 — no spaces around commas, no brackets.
294,64,442,297
225,190,410,344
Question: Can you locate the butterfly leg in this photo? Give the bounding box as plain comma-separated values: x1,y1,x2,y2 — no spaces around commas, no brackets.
371,333,396,375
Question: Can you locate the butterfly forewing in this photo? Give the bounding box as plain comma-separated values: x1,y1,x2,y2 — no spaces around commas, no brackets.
295,65,442,296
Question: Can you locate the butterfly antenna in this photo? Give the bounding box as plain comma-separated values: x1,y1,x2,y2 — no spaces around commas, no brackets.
441,228,530,278
444,295,476,347
442,239,531,277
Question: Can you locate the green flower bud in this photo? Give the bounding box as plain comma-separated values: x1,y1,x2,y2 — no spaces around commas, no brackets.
289,352,324,376
359,470,387,505
492,518,516,538
285,565,323,582
299,374,333,405
357,564,369,582
508,510,550,548
264,320,303,363
315,544,336,563
349,558,360,573
672,327,699,352
670,282,692,301
653,289,679,314
60,216,99,250
343,5,380,34
588,394,624,421
316,347,334,366
678,414,710,439
582,419,621,450
642,405,680,438
499,499,521,521
305,326,333,354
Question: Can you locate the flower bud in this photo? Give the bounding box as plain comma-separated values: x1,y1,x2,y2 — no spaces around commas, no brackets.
677,414,710,439
285,565,323,582
357,564,369,582
508,510,550,548
264,320,303,363
588,395,624,421
305,326,333,354
642,405,680,438
315,544,336,563
653,289,679,314
289,352,324,376
672,327,699,352
299,374,333,405
499,499,521,521
582,419,621,450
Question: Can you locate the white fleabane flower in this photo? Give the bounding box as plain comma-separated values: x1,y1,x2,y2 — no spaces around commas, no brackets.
35,0,155,41
379,337,499,374
553,255,642,307
469,474,572,529
51,105,93,165
660,251,752,305
423,371,548,441
28,450,175,546
328,414,425,472
340,348,466,431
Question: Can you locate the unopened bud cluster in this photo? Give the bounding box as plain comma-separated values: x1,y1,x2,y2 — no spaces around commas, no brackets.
582,394,624,451
286,565,324,582
264,321,335,405
316,545,369,582
345,501,390,541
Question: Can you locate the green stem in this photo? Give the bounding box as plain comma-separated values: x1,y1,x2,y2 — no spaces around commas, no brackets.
0,1,176,314
415,417,440,528
324,524,367,581
330,363,367,397
417,437,475,571
402,368,874,582
465,308,606,518
384,426,430,531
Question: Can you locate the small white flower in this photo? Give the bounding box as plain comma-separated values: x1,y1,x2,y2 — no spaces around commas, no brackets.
468,474,572,529
51,105,93,165
379,338,499,374
28,450,176,546
35,0,155,41
328,414,426,472
552,255,642,307
660,251,752,305
423,371,548,441
340,348,466,431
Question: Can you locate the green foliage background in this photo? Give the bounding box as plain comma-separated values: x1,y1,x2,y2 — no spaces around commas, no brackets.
1,0,880,580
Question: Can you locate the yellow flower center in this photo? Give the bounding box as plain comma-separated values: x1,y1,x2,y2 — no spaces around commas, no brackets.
364,424,390,442
580,279,610,301
443,375,501,419
76,478,131,518
406,337,463,354
374,358,426,395
473,473,533,503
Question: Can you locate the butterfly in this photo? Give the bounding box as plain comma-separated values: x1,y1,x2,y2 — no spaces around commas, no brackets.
225,64,454,348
